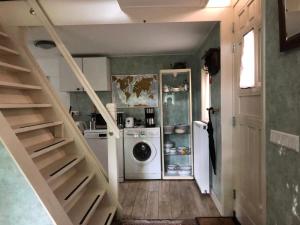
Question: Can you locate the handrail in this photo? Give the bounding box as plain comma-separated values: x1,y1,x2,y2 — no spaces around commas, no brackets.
27,0,120,138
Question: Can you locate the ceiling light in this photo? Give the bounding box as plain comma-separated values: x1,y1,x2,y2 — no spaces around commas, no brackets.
34,40,56,50
206,0,231,7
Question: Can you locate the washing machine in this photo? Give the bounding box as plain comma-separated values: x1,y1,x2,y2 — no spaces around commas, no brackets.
124,127,161,179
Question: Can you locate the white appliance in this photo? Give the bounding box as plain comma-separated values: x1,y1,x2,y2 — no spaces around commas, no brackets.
84,129,124,182
125,117,134,128
193,121,210,194
124,127,161,179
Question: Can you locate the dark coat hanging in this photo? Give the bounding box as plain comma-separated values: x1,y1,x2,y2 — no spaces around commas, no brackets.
207,108,217,175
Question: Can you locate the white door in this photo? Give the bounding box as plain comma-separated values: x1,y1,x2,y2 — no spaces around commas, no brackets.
233,0,265,224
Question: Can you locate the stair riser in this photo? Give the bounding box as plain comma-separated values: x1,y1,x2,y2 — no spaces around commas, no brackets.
3,108,57,128
0,88,36,104
0,54,23,66
46,157,84,183
60,175,95,209
31,139,73,158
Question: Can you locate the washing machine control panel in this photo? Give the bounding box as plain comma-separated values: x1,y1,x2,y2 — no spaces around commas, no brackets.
124,127,160,138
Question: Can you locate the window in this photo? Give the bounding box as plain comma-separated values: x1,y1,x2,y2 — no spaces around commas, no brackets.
201,68,211,122
239,30,255,88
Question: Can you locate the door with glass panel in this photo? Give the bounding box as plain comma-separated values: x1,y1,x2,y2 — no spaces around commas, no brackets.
233,0,265,224
160,69,193,179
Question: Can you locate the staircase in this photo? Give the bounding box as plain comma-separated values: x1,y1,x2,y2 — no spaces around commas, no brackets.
0,24,119,225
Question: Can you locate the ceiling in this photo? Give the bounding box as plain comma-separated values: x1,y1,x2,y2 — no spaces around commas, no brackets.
27,22,217,57
0,0,231,26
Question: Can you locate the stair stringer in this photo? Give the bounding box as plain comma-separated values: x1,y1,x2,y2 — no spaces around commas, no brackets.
0,25,121,224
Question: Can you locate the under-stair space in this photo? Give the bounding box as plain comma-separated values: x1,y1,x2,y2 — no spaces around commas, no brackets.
0,24,118,225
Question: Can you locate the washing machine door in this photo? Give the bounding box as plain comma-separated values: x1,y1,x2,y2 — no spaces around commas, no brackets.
131,141,156,164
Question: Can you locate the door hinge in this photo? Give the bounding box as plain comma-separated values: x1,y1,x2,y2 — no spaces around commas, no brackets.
232,116,236,127
232,22,235,34
233,189,236,200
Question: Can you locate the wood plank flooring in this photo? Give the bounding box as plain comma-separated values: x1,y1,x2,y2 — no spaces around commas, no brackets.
119,180,220,220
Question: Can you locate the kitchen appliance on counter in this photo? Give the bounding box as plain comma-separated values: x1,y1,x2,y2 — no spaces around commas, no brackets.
145,107,155,127
84,129,124,182
90,113,107,129
125,117,134,128
117,112,124,128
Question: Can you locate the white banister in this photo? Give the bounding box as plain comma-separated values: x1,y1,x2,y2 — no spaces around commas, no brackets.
26,0,120,138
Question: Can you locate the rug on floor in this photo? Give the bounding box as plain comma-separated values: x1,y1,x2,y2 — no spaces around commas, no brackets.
195,217,238,225
118,219,197,225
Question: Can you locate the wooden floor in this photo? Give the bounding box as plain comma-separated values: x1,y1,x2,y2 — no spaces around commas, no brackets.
119,180,220,220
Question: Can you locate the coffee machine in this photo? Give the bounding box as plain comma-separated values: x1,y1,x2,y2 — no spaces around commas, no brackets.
145,107,155,127
117,112,124,128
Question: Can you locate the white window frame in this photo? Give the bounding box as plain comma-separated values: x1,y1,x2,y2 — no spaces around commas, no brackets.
239,29,256,89
237,27,262,95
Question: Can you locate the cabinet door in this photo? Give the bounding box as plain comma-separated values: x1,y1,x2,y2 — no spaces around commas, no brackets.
59,57,83,92
82,57,111,91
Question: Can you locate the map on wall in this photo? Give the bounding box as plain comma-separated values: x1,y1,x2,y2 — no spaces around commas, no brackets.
112,74,158,108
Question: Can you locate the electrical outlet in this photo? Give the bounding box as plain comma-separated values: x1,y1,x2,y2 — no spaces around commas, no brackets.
270,130,299,152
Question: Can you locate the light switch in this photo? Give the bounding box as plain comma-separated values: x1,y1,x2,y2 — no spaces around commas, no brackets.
270,130,299,152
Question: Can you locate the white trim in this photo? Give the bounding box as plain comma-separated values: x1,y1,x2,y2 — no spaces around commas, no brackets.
211,189,223,215
261,0,267,223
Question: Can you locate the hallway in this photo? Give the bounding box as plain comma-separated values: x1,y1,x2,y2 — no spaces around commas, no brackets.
119,181,220,219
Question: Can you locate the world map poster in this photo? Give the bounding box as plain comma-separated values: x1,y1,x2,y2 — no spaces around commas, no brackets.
112,74,158,108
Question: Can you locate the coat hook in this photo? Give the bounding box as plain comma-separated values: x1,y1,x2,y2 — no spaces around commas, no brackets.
207,107,220,114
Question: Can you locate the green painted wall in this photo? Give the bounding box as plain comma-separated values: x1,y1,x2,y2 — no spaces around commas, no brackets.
0,142,54,225
192,23,221,200
70,54,194,125
265,1,300,225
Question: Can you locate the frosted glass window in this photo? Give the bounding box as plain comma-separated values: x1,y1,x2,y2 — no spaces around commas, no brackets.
201,69,211,122
240,30,255,88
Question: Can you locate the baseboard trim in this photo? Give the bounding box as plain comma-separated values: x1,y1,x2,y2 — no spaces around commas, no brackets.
211,189,223,215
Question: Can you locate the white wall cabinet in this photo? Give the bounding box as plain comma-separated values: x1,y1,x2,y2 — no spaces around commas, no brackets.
82,57,111,91
59,57,111,92
37,57,70,109
59,57,83,92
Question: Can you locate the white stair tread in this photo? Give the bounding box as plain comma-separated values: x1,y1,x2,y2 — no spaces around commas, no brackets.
55,172,95,208
0,61,30,72
14,121,63,134
0,45,18,55
68,188,106,225
28,138,73,158
88,204,117,225
0,81,41,90
0,31,8,38
40,155,84,182
0,103,52,109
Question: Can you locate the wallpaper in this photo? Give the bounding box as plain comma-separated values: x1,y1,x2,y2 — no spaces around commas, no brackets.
265,0,300,224
0,143,54,225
